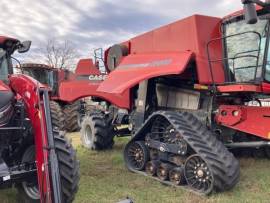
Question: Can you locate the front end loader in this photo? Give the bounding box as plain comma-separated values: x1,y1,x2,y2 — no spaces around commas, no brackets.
0,36,79,202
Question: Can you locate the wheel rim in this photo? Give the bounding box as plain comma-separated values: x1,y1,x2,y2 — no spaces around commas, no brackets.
22,182,40,200
126,142,146,170
184,155,213,194
84,125,93,146
21,146,40,200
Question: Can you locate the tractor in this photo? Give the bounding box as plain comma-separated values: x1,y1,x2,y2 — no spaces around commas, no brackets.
0,36,79,202
64,0,270,195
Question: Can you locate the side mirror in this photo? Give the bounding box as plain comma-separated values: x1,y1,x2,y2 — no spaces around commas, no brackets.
18,41,31,53
242,0,258,24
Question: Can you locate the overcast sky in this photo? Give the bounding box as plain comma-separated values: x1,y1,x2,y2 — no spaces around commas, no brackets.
0,0,243,63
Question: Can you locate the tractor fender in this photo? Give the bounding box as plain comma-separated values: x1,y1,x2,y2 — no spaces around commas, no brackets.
97,51,194,94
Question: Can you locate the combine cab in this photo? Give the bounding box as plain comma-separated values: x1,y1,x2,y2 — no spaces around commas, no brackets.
0,37,79,202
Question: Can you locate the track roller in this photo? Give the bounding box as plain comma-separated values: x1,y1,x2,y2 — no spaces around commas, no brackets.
145,160,161,176
169,167,185,185
157,163,173,181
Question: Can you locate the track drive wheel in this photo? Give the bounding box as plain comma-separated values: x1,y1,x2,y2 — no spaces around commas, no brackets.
80,110,115,150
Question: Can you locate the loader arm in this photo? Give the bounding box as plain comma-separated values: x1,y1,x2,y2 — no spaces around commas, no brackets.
9,74,61,203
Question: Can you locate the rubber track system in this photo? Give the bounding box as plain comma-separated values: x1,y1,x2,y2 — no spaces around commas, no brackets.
125,111,240,194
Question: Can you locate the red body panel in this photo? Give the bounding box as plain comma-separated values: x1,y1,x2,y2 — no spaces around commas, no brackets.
217,84,262,93
75,59,100,75
9,75,52,202
0,36,18,44
216,105,270,140
114,15,224,85
59,80,130,109
98,51,194,94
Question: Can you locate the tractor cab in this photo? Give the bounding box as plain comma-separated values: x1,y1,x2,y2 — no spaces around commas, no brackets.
20,63,59,95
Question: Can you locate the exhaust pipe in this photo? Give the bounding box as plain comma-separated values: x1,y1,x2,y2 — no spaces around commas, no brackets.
242,0,258,24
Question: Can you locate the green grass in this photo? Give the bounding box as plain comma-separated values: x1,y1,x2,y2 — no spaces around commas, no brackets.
1,133,270,203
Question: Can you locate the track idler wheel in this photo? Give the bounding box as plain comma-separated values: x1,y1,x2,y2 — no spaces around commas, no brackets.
146,160,161,176
124,141,149,171
184,154,213,194
169,167,185,185
157,163,173,181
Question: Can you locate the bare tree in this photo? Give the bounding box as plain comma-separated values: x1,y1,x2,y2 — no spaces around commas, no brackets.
42,38,79,70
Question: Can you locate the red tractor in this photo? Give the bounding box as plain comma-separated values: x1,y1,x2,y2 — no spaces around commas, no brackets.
0,37,79,202
59,0,270,195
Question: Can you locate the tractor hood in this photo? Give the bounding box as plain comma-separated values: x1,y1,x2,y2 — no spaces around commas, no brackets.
97,51,194,94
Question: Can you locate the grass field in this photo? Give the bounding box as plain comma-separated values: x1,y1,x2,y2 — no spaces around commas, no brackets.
1,133,270,203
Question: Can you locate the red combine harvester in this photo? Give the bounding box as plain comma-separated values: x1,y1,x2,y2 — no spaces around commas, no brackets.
56,0,270,194
0,37,79,202
18,54,126,150
19,60,105,132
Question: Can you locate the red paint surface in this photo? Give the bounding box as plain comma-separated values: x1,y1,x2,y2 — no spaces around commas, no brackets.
217,84,262,93
98,51,194,94
216,105,270,140
59,80,130,109
9,74,52,203
110,15,225,84
75,59,100,75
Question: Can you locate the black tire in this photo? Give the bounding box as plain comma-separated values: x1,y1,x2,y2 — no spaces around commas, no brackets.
50,101,65,131
17,146,39,203
63,102,80,132
17,101,79,203
80,110,114,150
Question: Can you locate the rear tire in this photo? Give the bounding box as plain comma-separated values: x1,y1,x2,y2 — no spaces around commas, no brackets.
63,102,80,132
50,101,65,131
80,110,114,150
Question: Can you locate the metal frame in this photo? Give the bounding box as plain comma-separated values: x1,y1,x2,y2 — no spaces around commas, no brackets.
207,31,263,89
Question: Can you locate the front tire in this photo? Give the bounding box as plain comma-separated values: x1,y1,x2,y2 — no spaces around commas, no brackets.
17,101,79,203
80,110,114,150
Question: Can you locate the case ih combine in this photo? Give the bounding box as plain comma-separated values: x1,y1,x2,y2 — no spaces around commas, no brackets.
19,61,105,132
0,37,79,202
56,0,270,194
